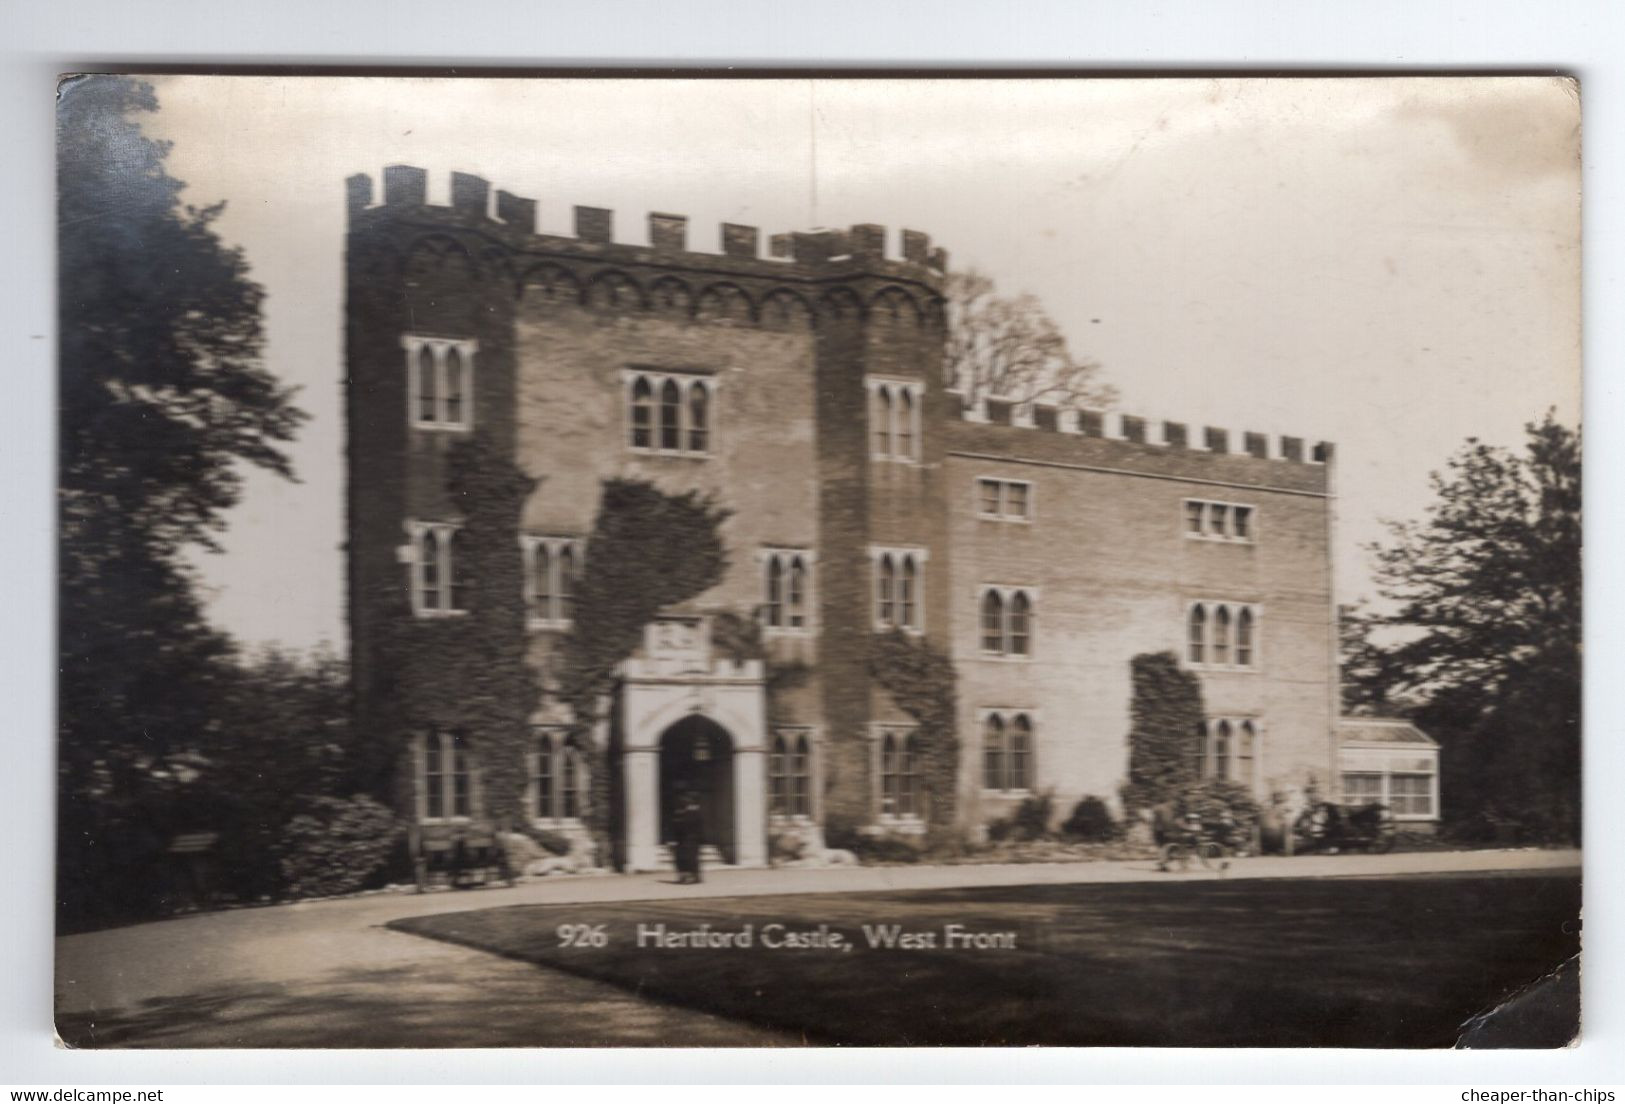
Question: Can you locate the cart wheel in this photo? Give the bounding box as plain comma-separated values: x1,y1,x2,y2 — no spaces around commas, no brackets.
1159,842,1190,872
1196,842,1230,872
1371,805,1397,854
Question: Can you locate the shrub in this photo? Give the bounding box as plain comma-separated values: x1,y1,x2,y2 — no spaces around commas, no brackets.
1060,796,1118,841
275,795,400,899
986,816,1015,843
1011,790,1056,840
847,833,923,864
1179,778,1261,826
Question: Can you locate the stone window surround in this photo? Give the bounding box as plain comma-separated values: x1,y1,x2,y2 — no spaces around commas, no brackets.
1186,599,1261,671
1183,497,1256,543
979,707,1038,794
865,376,924,463
976,476,1034,522
758,548,816,636
624,368,717,458
978,584,1039,659
869,545,928,634
521,534,583,630
402,334,478,432
403,519,468,619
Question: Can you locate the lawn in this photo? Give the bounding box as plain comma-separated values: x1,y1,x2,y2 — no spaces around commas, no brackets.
389,872,1580,1047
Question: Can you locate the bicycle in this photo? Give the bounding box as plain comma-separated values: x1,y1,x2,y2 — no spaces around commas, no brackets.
1157,831,1230,873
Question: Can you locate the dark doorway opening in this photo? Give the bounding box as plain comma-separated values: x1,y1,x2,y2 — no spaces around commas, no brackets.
658,715,736,864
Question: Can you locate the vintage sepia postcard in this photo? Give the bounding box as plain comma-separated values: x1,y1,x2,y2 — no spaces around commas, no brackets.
55,74,1581,1048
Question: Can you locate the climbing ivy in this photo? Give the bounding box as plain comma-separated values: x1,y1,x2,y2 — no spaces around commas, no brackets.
557,478,731,863
1119,650,1206,816
379,435,540,830
869,629,960,829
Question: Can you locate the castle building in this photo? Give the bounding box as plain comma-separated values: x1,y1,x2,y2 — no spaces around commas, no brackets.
345,165,1371,872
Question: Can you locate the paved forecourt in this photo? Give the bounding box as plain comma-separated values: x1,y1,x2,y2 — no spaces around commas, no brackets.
55,847,1579,1047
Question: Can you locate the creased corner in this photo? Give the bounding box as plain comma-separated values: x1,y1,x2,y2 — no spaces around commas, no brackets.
1457,953,1580,1049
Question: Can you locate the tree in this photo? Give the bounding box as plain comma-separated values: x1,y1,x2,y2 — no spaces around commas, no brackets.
57,76,306,926
1119,651,1206,816
1349,414,1580,840
943,268,1116,412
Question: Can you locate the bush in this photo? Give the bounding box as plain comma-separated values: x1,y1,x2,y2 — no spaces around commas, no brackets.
1011,790,1055,840
1060,796,1118,841
275,795,400,899
847,833,923,864
1179,778,1261,826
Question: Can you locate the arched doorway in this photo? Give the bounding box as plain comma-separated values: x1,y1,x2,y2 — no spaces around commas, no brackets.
658,715,736,864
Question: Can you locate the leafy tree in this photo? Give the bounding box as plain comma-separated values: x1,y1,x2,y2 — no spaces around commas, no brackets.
1348,414,1581,840
1119,651,1205,816
56,76,305,926
944,268,1116,412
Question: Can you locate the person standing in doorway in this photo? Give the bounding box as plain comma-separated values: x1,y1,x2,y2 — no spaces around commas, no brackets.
672,788,705,885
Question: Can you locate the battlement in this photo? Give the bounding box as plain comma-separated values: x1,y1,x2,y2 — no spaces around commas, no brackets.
345,166,948,279
950,392,1334,470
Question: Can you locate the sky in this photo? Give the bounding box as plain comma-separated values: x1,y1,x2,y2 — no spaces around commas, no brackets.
140,75,1581,652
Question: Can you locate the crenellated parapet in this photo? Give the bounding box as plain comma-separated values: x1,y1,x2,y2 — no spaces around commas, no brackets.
345,166,947,328
947,392,1333,493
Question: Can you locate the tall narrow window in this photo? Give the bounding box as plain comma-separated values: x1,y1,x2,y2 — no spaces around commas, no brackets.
1233,506,1252,540
1209,503,1229,537
983,714,1006,790
790,733,811,816
557,545,577,623
878,554,896,626
1005,481,1029,519
420,528,442,612
900,557,917,629
630,377,653,448
424,732,445,819
449,732,471,817
1009,592,1031,656
766,556,785,627
1213,605,1231,665
561,739,581,819
897,389,915,459
659,379,682,451
406,337,475,430
443,346,465,424
1237,720,1256,786
1009,713,1032,791
533,542,553,620
868,379,923,461
881,732,899,815
1213,720,1232,781
534,732,555,819
1236,608,1254,666
523,537,583,627
687,381,709,453
769,734,789,815
417,345,438,424
872,385,893,457
786,557,807,629
1188,604,1206,664
981,590,1005,653
979,478,1002,515
1186,500,1205,534
447,529,470,612
898,733,920,816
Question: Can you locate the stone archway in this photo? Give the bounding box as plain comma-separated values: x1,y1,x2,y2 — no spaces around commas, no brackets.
658,715,736,864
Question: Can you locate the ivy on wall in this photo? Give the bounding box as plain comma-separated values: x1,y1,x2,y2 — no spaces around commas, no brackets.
380,436,541,830
869,629,960,830
1119,650,1206,816
557,478,731,863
